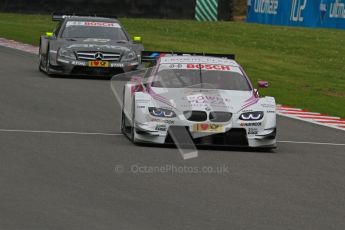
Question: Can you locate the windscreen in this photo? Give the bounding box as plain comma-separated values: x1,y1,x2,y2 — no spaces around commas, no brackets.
61,21,128,40
151,63,252,91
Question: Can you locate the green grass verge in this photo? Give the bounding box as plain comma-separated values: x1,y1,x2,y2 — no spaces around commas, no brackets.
0,13,344,117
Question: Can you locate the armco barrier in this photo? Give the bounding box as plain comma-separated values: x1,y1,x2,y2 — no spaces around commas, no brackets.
246,0,345,29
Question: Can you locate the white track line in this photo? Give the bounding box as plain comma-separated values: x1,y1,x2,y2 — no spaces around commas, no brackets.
0,129,344,146
277,141,345,146
0,129,122,136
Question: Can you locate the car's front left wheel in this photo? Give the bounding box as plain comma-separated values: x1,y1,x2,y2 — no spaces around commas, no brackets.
130,96,139,145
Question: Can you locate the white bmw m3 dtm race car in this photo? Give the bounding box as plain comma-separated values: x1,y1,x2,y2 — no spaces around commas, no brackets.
115,51,277,149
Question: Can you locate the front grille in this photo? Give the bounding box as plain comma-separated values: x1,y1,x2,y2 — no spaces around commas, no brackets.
209,111,232,122
76,51,121,61
165,127,248,146
183,111,207,122
194,128,248,146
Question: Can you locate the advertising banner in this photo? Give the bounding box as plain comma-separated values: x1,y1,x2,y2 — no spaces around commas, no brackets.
246,0,345,29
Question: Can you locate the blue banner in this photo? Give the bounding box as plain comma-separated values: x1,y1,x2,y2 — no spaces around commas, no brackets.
246,0,345,29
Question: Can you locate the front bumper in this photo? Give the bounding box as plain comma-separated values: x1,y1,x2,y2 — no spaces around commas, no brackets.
134,124,277,148
50,58,139,76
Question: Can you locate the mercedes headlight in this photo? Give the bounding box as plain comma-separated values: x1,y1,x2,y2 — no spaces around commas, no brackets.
239,111,264,121
58,48,76,59
121,51,137,61
149,107,176,118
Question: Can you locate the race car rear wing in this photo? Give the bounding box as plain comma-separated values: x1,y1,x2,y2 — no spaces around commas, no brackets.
52,13,117,21
141,51,235,64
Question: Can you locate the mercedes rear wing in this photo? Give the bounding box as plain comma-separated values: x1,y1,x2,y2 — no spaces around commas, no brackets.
52,13,117,21
141,51,235,64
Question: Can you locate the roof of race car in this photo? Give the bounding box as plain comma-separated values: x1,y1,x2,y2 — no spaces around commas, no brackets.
159,56,239,67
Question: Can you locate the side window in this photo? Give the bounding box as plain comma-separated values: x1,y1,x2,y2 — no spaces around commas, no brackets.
54,21,64,37
143,67,154,79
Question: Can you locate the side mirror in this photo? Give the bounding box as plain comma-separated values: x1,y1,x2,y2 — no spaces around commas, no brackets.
258,80,269,88
130,76,144,94
255,81,269,97
45,32,54,38
131,84,144,94
133,36,142,43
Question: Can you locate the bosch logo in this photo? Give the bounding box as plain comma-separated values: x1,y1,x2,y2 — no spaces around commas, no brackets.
95,52,104,60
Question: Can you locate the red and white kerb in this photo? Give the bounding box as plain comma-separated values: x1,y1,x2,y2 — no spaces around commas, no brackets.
277,105,345,131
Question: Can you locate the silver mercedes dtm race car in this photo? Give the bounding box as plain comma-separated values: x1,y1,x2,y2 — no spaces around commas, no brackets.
39,14,144,76
116,52,277,149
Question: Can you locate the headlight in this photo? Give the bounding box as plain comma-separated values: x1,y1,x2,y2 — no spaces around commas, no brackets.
58,48,76,59
121,51,137,61
239,111,264,121
149,107,176,118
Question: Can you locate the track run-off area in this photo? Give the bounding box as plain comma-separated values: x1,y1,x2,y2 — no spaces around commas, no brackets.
0,44,345,229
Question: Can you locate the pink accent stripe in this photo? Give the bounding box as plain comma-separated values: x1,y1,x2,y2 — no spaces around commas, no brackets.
146,86,175,108
241,93,259,110
147,88,171,104
241,98,259,111
244,93,257,103
242,99,259,108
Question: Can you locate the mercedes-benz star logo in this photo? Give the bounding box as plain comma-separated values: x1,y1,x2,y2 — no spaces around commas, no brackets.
95,52,103,60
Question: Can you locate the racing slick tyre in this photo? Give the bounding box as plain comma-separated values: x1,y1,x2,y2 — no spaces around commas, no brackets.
44,48,53,76
121,92,138,144
121,88,130,137
121,109,132,138
38,50,44,72
130,97,139,145
121,110,127,135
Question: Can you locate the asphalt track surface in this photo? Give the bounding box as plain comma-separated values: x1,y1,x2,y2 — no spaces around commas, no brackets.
1,46,345,230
